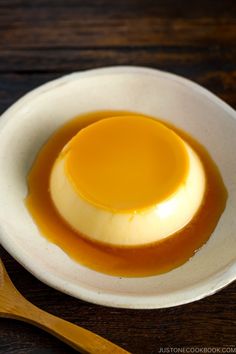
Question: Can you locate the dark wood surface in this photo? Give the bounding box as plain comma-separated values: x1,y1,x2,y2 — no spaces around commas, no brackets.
0,1,236,353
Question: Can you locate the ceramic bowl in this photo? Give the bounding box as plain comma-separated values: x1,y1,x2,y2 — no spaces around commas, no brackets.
0,66,235,309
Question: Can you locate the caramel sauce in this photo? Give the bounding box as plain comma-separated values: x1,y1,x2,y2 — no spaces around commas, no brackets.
26,111,227,277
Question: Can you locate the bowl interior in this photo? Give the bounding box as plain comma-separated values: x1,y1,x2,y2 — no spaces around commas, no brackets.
0,67,235,308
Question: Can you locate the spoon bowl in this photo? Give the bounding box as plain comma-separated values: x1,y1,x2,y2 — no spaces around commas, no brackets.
0,258,129,354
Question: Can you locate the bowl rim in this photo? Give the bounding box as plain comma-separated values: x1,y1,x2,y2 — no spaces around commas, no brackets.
0,65,235,309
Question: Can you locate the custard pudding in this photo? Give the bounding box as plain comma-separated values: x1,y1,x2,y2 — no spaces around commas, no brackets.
26,111,227,277
50,115,206,246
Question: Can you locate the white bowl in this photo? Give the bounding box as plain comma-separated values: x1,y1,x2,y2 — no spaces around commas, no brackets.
0,66,235,309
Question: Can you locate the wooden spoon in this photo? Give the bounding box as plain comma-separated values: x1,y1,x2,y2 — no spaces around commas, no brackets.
0,259,130,354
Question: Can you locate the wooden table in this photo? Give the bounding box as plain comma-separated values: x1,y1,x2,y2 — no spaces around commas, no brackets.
0,1,236,353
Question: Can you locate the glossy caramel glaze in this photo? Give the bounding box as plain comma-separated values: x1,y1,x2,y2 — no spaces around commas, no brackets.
64,115,189,212
26,111,227,277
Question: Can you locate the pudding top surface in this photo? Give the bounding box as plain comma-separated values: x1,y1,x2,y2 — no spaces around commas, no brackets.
63,115,189,212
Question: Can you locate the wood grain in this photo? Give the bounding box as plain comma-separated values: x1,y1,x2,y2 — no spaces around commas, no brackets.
0,0,236,353
0,0,236,49
0,12,236,49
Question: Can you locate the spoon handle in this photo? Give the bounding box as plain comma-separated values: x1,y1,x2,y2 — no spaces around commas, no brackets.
5,296,129,354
